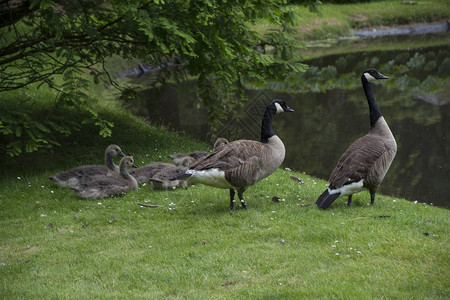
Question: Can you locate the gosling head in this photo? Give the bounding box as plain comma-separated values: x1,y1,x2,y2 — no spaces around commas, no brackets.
213,138,229,149
121,156,138,168
107,144,126,157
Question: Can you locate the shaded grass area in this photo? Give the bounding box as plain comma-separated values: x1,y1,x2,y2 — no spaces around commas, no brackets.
0,106,448,299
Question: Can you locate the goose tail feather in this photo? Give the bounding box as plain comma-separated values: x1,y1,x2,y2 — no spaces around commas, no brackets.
316,189,341,209
169,173,192,181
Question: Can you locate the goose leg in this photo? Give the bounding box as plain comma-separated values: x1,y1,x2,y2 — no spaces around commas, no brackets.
347,195,353,206
238,192,247,209
370,193,375,205
229,189,236,211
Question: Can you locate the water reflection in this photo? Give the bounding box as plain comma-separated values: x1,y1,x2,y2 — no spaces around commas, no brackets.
131,43,449,208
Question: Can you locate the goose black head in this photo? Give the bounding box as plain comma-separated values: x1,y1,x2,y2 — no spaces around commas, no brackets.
363,69,389,82
270,99,294,114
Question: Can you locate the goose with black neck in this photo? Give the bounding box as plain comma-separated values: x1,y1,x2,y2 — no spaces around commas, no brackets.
316,69,397,209
170,99,294,210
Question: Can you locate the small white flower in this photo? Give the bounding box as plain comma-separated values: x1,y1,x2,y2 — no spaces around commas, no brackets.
17,177,21,180
335,253,339,256
332,245,336,248
357,251,362,254
41,186,45,188
40,214,47,217
51,191,54,194
414,201,418,204
393,200,396,203
284,167,291,171
98,202,102,205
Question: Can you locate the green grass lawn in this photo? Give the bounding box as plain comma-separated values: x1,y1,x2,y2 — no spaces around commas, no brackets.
1,106,448,299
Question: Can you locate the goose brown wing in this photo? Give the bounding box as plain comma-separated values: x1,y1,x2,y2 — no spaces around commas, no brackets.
329,135,388,189
190,140,262,171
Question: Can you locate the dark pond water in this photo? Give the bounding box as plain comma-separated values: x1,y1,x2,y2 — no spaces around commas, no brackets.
126,37,450,209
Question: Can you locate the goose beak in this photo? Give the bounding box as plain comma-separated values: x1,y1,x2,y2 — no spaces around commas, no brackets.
119,151,126,157
285,106,294,112
378,74,389,80
132,163,138,168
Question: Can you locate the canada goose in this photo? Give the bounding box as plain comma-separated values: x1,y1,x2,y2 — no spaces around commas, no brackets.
169,138,229,166
170,99,294,210
49,144,126,187
129,156,194,185
70,156,138,199
316,69,397,209
148,163,194,190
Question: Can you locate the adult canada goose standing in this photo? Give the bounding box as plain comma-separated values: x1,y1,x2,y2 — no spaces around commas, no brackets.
70,156,138,199
49,144,126,187
170,99,294,210
316,69,397,209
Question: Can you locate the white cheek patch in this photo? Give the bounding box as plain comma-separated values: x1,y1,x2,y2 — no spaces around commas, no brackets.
364,73,376,82
274,102,284,114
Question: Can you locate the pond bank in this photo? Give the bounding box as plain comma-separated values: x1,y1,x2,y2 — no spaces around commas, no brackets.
353,21,449,38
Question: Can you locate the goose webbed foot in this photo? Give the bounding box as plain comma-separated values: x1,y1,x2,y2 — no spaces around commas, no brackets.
229,189,236,211
238,192,247,210
347,195,353,206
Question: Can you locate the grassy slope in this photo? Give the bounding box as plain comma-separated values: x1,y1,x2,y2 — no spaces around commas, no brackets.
0,106,448,299
288,0,450,41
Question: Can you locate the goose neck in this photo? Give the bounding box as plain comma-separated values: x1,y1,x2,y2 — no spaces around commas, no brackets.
119,164,131,179
260,107,276,143
105,151,115,170
362,76,382,128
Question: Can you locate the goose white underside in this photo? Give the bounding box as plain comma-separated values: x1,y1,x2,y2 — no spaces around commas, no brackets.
187,169,234,189
329,180,365,197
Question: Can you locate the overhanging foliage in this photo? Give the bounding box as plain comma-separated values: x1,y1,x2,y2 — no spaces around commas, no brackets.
0,0,314,156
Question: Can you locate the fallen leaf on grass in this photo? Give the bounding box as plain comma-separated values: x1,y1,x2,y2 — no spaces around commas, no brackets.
137,203,160,208
222,281,234,286
290,176,304,184
272,196,281,203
